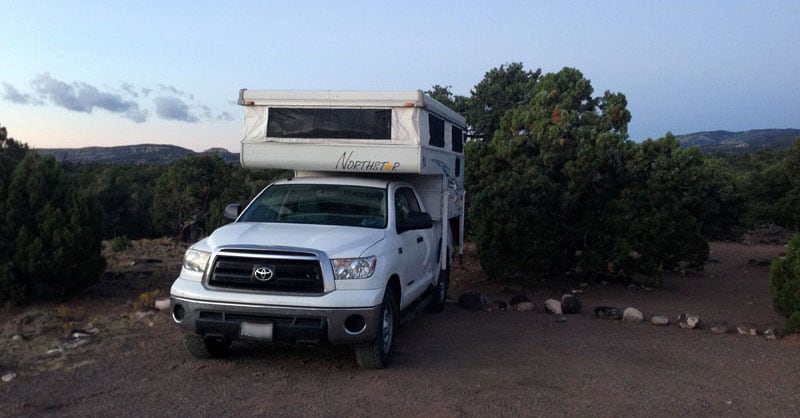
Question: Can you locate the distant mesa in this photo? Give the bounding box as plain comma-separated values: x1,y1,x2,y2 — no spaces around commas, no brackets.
32,128,799,165
35,143,240,165
675,128,800,154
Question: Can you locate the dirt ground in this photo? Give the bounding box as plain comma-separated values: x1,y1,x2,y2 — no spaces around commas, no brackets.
1,240,799,417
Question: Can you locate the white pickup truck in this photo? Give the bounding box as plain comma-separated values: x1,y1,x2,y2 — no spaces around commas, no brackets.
170,90,465,368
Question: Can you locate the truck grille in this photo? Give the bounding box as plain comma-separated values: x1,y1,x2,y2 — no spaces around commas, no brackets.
208,255,324,293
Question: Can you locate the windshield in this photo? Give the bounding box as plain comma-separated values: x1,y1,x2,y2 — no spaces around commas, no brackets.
238,184,387,229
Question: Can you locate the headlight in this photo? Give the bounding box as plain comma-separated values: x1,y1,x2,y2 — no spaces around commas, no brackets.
183,249,211,273
331,256,376,280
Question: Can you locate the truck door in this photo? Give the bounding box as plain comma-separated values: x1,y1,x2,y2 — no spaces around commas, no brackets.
394,187,434,304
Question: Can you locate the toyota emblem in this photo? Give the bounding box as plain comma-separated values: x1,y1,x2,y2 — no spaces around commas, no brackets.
252,266,275,282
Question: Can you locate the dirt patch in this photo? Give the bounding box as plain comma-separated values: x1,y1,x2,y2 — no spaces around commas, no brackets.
1,240,798,416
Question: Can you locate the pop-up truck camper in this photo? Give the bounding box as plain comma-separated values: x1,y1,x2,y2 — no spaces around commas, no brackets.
170,89,466,368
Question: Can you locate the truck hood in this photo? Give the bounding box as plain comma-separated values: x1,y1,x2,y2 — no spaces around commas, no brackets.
200,222,386,259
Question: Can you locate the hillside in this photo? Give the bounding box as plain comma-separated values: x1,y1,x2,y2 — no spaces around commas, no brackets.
676,129,800,154
35,144,240,165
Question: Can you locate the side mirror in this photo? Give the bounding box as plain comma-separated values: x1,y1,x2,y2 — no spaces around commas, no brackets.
223,204,242,221
397,211,433,233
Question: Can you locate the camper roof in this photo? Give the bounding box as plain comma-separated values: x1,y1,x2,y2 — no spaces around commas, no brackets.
238,89,466,128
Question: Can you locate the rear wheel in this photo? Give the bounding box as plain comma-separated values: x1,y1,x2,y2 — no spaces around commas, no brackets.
183,334,231,359
355,290,398,369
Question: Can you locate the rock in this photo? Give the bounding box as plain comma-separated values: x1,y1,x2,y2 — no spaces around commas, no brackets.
763,328,782,340
69,330,92,339
622,307,644,322
509,294,531,307
593,306,622,319
489,300,508,312
650,315,669,326
135,311,156,321
514,301,535,312
2,373,16,383
11,334,22,342
544,299,562,315
88,327,102,335
710,322,729,334
46,348,63,356
737,323,759,336
154,298,171,312
677,314,701,329
554,317,567,323
458,292,487,312
561,294,582,314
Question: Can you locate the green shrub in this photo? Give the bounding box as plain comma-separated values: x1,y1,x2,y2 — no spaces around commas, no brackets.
110,235,133,253
0,149,106,304
770,233,800,332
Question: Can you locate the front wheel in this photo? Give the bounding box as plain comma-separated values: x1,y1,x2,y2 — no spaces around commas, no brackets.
355,290,398,369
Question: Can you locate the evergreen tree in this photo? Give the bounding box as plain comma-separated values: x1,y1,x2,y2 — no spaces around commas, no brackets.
0,129,106,303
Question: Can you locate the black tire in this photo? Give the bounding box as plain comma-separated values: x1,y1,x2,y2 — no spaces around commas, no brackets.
355,290,398,369
426,266,450,313
182,334,231,359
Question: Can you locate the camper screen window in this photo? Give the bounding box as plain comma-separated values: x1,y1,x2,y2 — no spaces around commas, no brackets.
428,114,445,147
267,108,391,140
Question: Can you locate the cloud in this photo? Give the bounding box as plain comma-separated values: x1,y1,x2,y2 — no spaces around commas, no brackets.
30,73,147,123
2,82,44,105
3,73,233,125
154,96,199,123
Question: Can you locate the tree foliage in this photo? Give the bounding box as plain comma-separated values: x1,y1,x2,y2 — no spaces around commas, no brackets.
465,62,541,141
0,125,106,304
151,154,283,240
466,68,726,283
771,234,800,332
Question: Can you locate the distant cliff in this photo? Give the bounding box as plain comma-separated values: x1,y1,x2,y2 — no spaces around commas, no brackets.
675,129,800,154
35,144,240,165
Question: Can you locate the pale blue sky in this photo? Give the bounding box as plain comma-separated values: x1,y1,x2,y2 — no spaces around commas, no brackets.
1,1,798,151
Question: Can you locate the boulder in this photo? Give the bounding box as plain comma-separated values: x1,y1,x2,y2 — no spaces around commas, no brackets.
489,300,508,312
677,314,701,330
622,307,644,322
737,323,759,336
2,373,16,383
710,322,730,334
544,299,562,315
154,298,171,312
593,306,622,319
509,294,531,307
458,292,487,312
763,328,782,340
650,315,670,326
515,301,535,312
561,294,582,314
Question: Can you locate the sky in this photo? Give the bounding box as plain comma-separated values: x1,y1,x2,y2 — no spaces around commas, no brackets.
1,1,798,152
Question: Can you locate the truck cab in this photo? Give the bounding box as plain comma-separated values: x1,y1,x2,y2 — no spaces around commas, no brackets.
170,90,465,368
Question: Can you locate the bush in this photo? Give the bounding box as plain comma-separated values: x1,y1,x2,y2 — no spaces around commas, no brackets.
0,151,106,304
110,235,133,253
770,233,800,332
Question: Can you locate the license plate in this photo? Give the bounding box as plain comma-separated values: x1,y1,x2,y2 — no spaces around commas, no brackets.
240,322,274,340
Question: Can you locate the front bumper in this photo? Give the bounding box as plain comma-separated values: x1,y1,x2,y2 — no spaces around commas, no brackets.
170,296,382,345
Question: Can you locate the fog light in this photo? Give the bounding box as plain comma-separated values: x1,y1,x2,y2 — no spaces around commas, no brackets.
173,303,185,322
344,315,367,335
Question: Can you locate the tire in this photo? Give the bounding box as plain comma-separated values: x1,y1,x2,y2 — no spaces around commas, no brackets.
426,266,450,313
182,334,231,359
355,290,398,369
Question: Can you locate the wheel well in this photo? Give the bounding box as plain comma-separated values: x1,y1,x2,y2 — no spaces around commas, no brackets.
386,274,401,303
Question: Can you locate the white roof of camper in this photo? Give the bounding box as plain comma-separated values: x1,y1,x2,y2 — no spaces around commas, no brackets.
238,89,466,128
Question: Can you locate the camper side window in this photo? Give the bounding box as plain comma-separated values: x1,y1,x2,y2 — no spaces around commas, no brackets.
428,114,445,148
